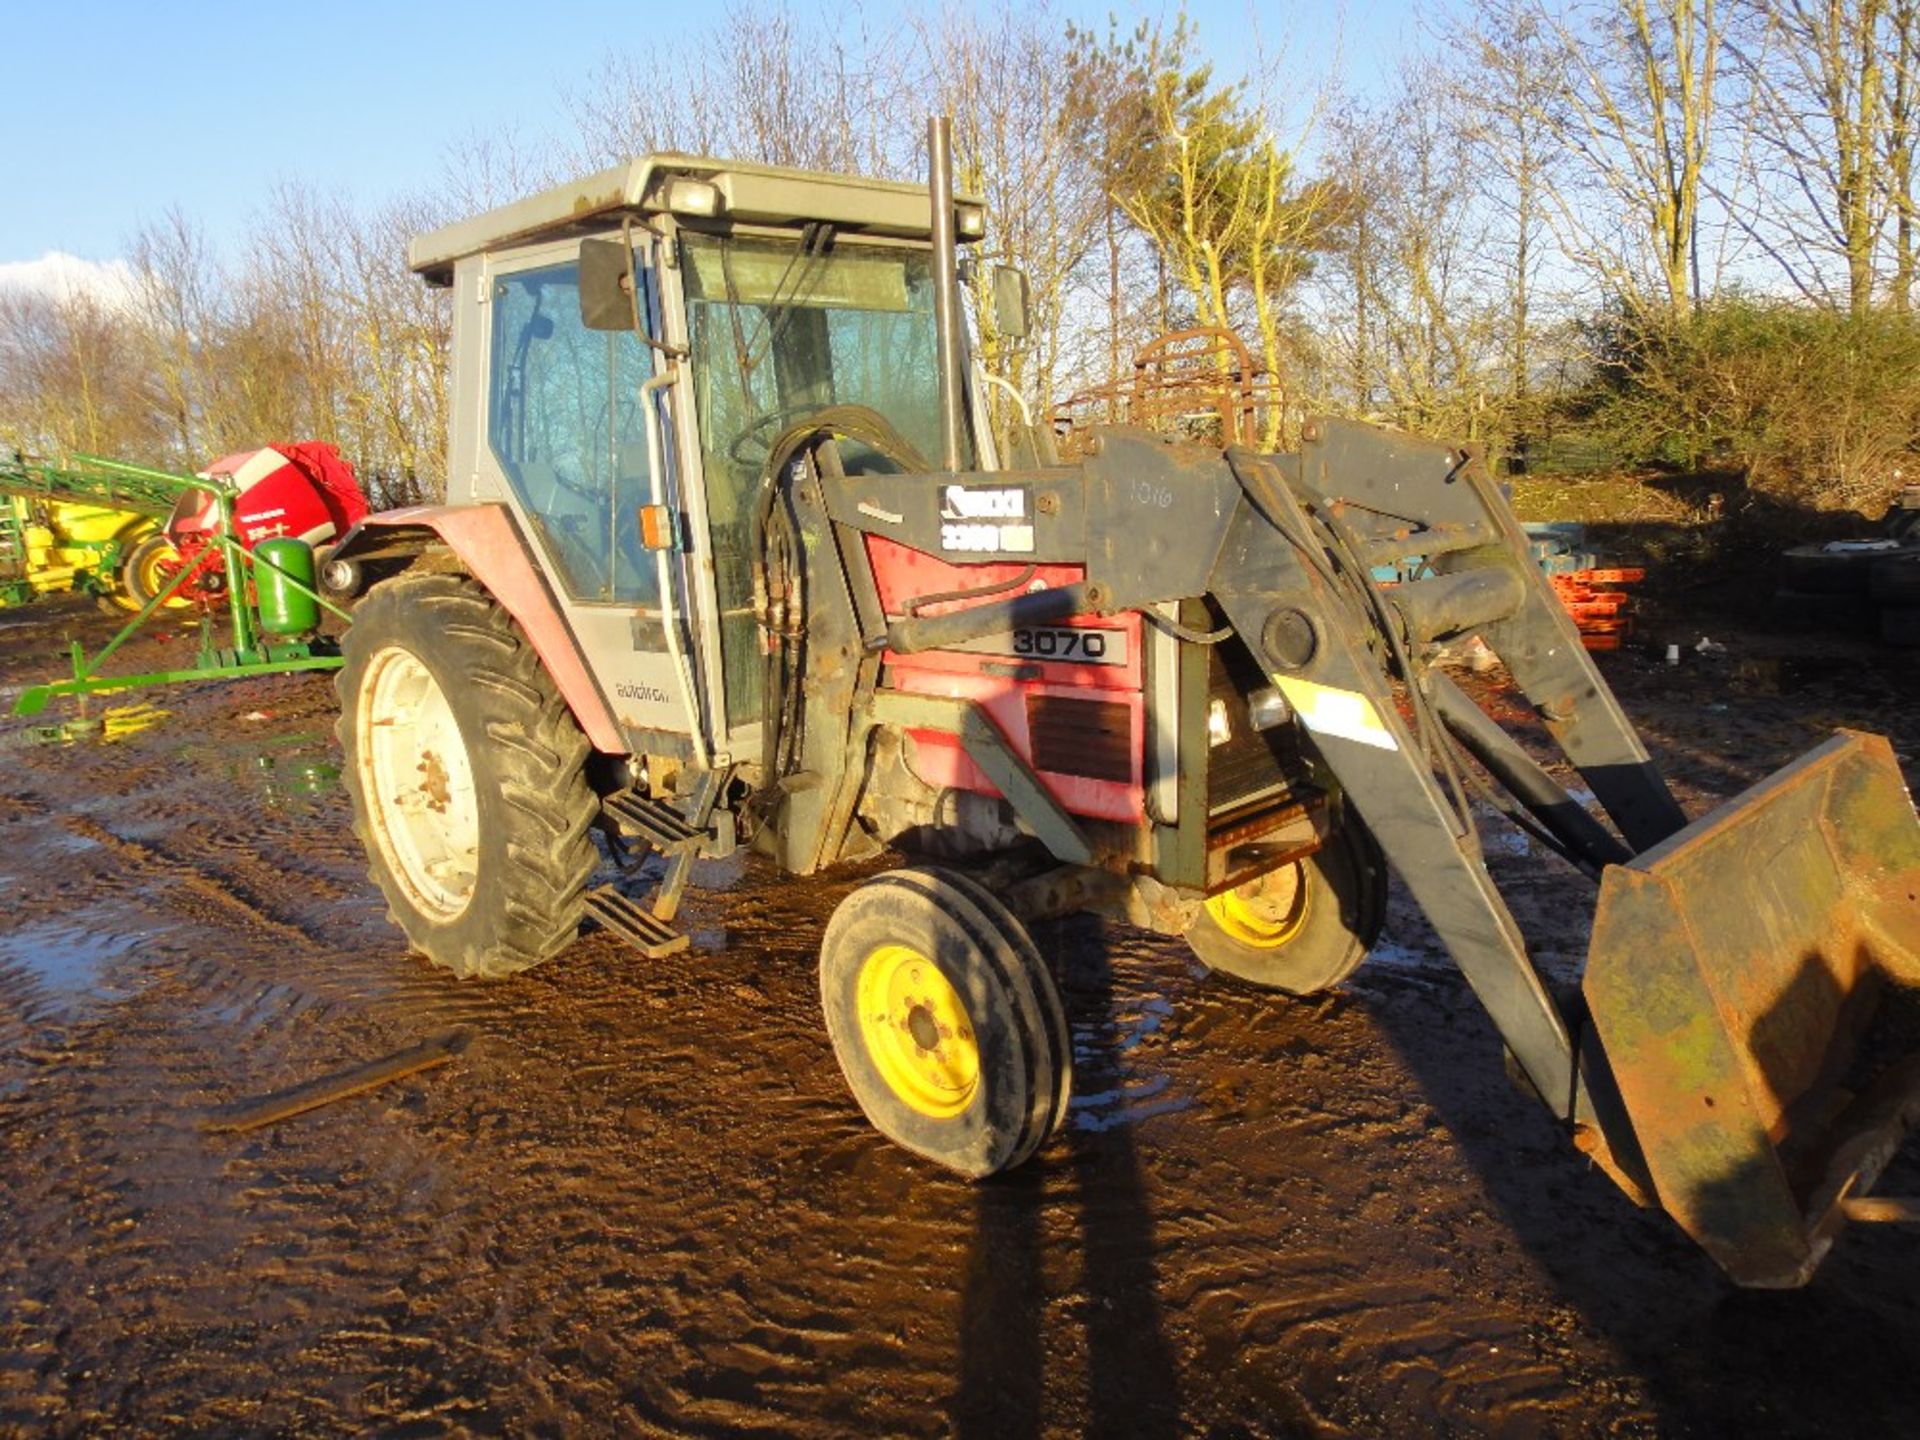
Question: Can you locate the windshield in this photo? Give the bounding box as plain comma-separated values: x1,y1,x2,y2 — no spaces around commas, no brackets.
682,230,969,721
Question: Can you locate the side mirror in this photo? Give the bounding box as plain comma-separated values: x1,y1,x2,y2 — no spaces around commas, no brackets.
579,237,635,331
992,265,1031,341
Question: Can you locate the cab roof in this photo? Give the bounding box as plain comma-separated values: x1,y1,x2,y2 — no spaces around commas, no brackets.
408,154,985,286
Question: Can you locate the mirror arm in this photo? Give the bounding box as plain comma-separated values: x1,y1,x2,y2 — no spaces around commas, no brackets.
619,217,689,360
974,365,1033,431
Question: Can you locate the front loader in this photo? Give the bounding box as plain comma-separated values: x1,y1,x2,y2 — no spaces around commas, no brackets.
328,120,1920,1288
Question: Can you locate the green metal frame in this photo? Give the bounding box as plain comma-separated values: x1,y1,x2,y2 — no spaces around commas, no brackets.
11,456,353,718
0,452,183,518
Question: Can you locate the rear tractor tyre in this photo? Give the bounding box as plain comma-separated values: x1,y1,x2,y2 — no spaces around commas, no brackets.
1868,552,1920,606
1184,817,1388,995
1779,542,1879,595
820,867,1071,1178
335,572,599,978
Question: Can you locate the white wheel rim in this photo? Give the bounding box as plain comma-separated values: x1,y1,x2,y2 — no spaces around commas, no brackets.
358,645,481,920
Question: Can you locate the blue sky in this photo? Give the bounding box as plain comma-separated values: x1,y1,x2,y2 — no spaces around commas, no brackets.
0,2,1424,270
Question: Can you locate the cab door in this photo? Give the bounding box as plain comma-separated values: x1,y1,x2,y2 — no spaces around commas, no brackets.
478,239,705,748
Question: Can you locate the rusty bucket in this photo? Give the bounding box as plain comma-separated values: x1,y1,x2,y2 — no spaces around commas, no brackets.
1584,731,1920,1287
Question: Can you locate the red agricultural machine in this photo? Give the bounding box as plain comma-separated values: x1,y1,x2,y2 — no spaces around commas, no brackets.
13,445,366,721
319,120,1919,1288
128,441,369,609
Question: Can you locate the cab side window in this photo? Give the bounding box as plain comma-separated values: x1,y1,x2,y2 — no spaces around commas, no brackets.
486,260,659,604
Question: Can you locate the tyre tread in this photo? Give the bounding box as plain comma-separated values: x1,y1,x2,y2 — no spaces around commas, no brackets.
335,572,599,978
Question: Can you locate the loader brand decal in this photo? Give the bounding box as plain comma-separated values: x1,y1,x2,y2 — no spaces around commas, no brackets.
1273,677,1398,751
949,626,1129,666
615,680,672,706
938,484,1034,554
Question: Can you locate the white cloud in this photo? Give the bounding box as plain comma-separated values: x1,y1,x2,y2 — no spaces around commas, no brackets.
0,252,138,310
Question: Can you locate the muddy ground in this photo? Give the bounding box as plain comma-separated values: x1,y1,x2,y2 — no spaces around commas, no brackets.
1,590,1917,1439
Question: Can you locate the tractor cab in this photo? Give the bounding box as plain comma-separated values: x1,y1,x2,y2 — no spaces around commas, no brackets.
404,156,995,763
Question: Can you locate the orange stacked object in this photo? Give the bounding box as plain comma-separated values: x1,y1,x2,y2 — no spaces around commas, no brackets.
1549,568,1645,650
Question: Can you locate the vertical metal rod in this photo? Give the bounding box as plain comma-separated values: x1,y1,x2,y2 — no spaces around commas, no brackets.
928,115,964,473
219,492,257,657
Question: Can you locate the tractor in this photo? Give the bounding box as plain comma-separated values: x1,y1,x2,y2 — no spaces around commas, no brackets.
326,121,1920,1288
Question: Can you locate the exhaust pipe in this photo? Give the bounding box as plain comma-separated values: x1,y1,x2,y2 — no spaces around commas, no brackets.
928,115,965,473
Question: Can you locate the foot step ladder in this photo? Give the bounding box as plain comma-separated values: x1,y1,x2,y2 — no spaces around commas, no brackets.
600,791,707,853
582,771,732,959
582,887,689,959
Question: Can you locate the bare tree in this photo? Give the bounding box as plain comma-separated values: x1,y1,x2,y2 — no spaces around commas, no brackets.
1890,0,1920,305
566,2,910,176
1547,0,1724,312
129,208,224,463
1447,0,1564,450
1314,70,1505,445
1728,0,1900,316
926,1,1109,419
0,286,164,460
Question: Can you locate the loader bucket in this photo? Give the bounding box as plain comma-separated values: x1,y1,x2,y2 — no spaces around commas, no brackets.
1584,731,1920,1288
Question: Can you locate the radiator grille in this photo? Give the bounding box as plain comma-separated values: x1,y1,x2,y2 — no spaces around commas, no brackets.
1027,693,1133,783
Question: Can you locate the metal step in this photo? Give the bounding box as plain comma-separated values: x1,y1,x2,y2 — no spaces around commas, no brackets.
582,886,689,959
601,791,706,854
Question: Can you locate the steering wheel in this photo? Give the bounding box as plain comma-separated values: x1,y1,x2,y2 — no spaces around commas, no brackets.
723,402,930,479
726,403,840,469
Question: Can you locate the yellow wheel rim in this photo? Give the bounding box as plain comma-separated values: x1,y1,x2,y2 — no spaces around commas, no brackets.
132,538,190,610
1205,862,1311,949
855,944,980,1119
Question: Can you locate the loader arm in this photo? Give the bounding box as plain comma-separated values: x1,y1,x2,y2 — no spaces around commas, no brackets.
816,418,1920,1286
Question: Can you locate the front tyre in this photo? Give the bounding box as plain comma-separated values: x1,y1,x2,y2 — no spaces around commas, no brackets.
820,868,1071,1177
335,572,598,977
1184,817,1388,995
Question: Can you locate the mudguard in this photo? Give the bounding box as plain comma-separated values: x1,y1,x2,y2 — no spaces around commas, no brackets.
336,504,626,754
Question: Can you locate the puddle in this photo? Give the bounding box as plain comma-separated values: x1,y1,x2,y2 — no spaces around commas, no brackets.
1471,800,1534,857
12,701,172,747
1068,995,1193,1132
101,702,171,741
1350,932,1449,983
174,730,342,813
0,915,149,1000
249,753,342,807
1069,1068,1189,1132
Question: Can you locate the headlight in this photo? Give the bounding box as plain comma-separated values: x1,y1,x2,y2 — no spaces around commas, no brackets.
1247,685,1292,731
664,178,723,216
1207,698,1232,748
